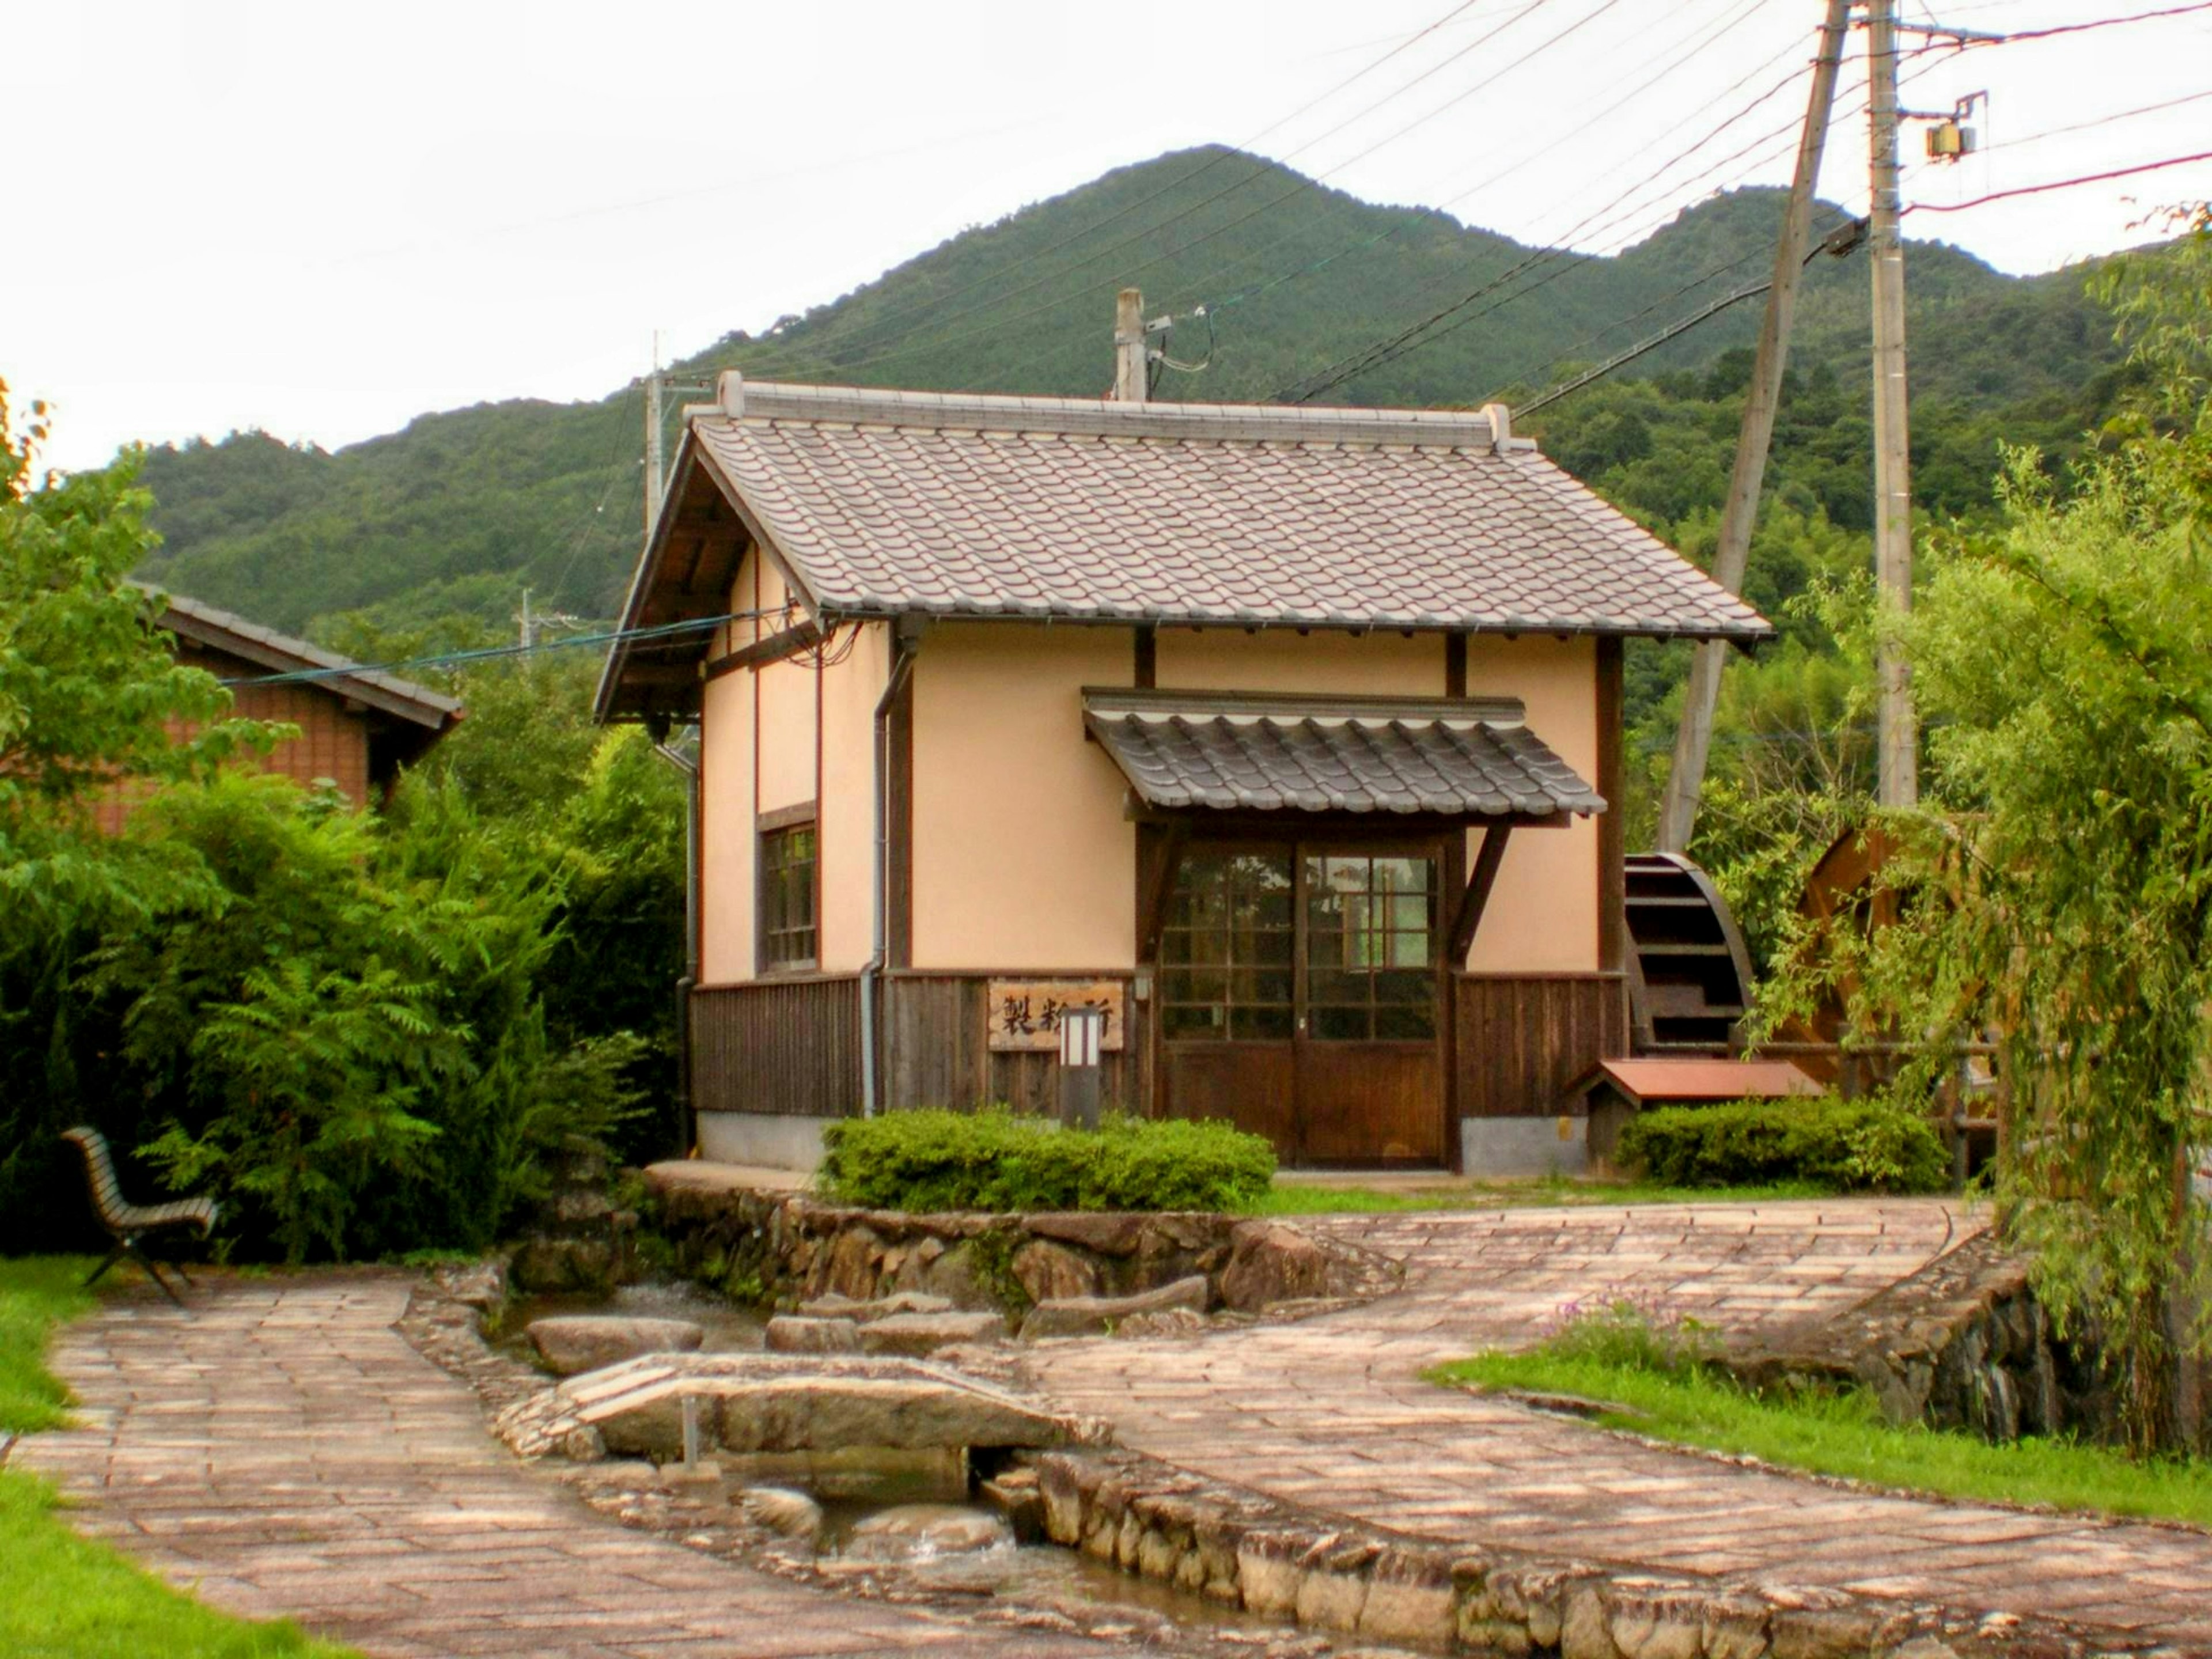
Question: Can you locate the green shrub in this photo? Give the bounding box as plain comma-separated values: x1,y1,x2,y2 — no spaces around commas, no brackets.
817,1108,1275,1213
1616,1096,1948,1193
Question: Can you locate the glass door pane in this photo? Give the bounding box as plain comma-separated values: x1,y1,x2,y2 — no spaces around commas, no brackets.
1161,849,1294,1041
1300,851,1438,1040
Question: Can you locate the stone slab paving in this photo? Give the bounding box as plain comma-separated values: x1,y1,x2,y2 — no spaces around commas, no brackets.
1033,1200,2212,1650
12,1273,1157,1659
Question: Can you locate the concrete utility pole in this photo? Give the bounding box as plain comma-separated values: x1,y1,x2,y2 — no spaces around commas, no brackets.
643,355,666,540
1657,0,1857,853
1867,0,1918,808
1114,289,1147,403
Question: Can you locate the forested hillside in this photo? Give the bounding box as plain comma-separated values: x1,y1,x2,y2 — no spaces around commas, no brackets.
132,146,2133,639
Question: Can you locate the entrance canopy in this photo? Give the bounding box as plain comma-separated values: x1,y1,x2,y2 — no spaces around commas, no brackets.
1083,690,1603,822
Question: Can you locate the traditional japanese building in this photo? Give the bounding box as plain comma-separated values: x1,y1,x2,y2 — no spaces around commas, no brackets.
95,589,463,831
597,376,1770,1173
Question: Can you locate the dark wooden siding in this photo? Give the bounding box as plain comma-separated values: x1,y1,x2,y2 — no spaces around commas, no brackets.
692,976,863,1118
688,973,1146,1120
1453,973,1628,1119
881,974,1145,1114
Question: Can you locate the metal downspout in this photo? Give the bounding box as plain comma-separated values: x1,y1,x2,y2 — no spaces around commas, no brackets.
862,628,918,1119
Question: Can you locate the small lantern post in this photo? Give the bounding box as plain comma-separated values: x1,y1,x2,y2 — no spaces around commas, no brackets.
1058,1003,1107,1131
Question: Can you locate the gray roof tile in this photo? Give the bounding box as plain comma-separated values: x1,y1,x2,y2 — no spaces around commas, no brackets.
1083,690,1603,819
684,381,1771,641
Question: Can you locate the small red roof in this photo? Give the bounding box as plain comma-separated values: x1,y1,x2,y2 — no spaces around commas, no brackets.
1569,1058,1823,1107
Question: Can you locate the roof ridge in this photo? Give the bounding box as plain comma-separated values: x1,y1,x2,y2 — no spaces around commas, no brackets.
709,374,1507,450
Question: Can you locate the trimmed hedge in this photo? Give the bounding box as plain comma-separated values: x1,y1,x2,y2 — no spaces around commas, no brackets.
816,1108,1277,1213
1616,1096,1949,1194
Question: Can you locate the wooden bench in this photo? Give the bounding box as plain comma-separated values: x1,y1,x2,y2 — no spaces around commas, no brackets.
60,1127,219,1308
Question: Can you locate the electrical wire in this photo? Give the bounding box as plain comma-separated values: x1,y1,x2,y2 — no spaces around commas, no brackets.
1907,149,2212,214
719,0,1536,376
214,606,787,692
1282,41,1963,402
1276,71,1834,400
1150,0,1777,328
728,0,1664,384
1967,88,2212,157
1947,1,2212,45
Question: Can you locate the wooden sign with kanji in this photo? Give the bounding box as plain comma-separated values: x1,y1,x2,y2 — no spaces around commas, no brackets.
984,980,1126,1052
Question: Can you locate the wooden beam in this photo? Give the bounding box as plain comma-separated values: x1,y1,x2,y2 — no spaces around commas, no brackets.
1597,636,1627,976
1445,632,1467,699
1136,820,1190,963
1449,823,1513,964
703,619,823,681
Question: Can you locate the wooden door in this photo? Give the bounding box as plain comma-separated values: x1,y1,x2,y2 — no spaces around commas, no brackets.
1158,847,1298,1150
1295,850,1445,1165
1157,841,1445,1166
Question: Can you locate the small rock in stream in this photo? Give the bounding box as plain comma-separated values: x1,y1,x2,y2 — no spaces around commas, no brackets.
843,1503,1014,1560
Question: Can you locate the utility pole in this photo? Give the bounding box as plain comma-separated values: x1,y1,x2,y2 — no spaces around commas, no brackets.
517,587,532,651
1114,289,1147,403
1868,0,1918,808
1658,0,1856,853
643,331,666,540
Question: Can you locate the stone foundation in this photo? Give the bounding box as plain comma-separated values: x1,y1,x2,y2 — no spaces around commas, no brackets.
643,1162,1399,1319
1017,1445,2152,1659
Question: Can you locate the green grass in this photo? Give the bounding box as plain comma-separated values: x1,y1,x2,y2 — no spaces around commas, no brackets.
1248,1176,1833,1215
0,1258,357,1658
1433,1348,2212,1531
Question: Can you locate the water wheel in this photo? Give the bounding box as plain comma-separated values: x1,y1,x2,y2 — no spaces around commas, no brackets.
1623,852,1756,1055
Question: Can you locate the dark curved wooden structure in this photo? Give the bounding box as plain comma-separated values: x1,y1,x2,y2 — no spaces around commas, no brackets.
1623,852,1756,1055
1772,823,1903,1088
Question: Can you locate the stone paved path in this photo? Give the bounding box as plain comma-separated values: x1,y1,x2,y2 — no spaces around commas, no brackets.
13,1274,1149,1659
1035,1200,2212,1650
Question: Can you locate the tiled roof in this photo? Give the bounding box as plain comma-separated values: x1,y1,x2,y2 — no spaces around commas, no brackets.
141,586,463,730
1083,690,1603,819
683,379,1771,641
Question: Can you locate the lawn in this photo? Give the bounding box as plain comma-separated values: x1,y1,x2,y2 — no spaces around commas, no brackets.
0,1257,357,1659
1433,1345,2212,1531
1249,1176,1834,1215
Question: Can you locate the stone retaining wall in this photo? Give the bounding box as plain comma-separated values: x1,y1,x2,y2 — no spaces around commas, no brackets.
1016,1445,2143,1659
641,1164,1397,1318
1726,1233,2120,1445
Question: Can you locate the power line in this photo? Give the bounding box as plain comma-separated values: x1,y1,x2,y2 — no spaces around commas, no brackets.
1957,1,2212,44
1154,0,1776,328
1509,217,1863,416
1969,89,2212,157
1907,150,2212,215
1278,77,1834,400
721,0,1554,380
214,607,783,692
1282,41,1961,402
1484,212,1856,406
794,0,1620,380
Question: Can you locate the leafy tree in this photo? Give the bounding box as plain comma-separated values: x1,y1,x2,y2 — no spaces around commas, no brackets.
0,387,272,1240
1767,214,2212,1449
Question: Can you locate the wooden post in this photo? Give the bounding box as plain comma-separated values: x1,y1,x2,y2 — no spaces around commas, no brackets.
1657,0,1855,853
1869,0,1919,808
1114,289,1147,403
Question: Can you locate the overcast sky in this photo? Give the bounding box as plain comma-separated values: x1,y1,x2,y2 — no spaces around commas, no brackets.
10,0,2207,474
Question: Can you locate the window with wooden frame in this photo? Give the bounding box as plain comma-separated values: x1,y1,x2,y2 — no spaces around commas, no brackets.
758,808,818,971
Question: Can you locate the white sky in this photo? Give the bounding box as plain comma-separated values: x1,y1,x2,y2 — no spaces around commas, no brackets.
10,0,2209,474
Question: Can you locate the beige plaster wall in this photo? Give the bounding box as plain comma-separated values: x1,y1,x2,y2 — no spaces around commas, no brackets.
911,622,1137,971
699,650,757,985
819,623,889,974
1155,627,1444,695
1461,635,1600,974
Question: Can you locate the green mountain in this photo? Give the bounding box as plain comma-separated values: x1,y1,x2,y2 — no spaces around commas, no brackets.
134,146,2129,636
